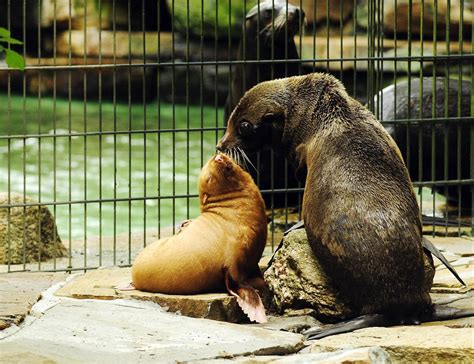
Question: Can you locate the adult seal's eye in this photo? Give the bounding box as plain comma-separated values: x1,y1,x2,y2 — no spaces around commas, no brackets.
239,121,254,136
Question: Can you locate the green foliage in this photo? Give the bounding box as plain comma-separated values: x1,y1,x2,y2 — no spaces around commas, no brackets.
0,27,25,70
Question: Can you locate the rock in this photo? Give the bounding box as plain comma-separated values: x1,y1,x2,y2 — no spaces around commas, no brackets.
196,346,391,363
0,271,67,330
55,267,248,323
433,263,473,291
289,0,355,26
263,229,352,321
255,314,321,334
429,236,474,257
166,0,256,39
310,325,474,362
0,192,68,264
1,299,305,362
383,0,473,39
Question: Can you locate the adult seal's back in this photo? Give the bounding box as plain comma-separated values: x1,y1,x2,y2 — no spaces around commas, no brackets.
217,73,473,337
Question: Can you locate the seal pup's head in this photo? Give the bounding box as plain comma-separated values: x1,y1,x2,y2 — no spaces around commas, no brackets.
245,0,304,40
199,153,254,205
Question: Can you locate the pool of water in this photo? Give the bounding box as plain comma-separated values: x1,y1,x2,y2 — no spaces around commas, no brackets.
0,94,223,240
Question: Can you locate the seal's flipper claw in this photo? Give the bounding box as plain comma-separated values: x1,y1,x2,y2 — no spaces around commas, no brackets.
422,237,466,286
225,271,267,323
115,282,136,291
303,314,389,340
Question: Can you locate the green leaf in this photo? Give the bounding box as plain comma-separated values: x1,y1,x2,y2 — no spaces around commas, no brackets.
0,45,3,53
0,37,23,45
5,48,25,70
0,27,11,38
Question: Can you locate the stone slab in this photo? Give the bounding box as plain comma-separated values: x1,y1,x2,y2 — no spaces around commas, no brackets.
309,325,474,362
0,272,66,330
196,346,391,363
432,263,474,292
1,299,305,363
55,267,248,323
430,236,474,257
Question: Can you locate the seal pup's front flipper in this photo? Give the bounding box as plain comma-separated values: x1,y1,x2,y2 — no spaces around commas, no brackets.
422,237,466,286
225,270,267,324
115,282,136,291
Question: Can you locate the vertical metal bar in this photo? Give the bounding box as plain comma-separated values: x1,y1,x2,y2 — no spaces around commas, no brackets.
98,0,103,265
157,0,162,241
456,0,463,234
471,7,474,233
200,0,204,170
171,0,176,233
418,0,425,218
113,0,117,264
22,0,27,270
406,0,412,181
431,0,438,236
313,0,317,73
37,0,42,269
214,0,219,147
67,0,73,271
186,0,191,220
127,0,132,264
326,0,329,71
142,0,147,246
6,0,11,272
353,0,356,100
444,0,451,232
83,0,89,271
52,0,58,270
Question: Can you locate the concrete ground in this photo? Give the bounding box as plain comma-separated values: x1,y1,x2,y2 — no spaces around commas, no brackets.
0,235,473,363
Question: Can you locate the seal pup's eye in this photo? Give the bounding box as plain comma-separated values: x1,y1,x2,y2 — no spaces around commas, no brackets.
239,121,255,136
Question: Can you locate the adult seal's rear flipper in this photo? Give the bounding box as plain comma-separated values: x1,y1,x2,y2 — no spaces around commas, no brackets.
303,314,391,340
225,270,267,324
422,237,466,286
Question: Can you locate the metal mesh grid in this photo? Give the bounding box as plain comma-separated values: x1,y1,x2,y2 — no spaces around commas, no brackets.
0,0,472,273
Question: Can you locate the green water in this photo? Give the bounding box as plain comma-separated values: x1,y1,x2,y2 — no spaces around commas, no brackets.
0,95,223,240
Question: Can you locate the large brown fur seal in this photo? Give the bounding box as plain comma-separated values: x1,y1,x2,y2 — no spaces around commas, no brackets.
217,73,473,337
224,0,304,208
131,153,268,323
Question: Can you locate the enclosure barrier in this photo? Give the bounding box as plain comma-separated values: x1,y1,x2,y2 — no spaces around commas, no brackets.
0,0,472,273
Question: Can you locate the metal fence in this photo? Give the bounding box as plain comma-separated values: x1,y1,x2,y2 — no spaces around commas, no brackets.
0,0,472,273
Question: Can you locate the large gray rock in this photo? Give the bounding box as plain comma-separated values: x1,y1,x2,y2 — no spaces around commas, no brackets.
264,229,352,321
0,192,68,264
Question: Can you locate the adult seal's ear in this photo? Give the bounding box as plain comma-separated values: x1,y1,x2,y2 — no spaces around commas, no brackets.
261,112,285,150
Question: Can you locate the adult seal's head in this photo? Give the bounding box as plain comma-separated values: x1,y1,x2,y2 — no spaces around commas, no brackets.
224,0,304,122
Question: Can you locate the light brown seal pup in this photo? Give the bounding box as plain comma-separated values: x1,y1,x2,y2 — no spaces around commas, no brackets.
131,153,268,323
216,73,473,337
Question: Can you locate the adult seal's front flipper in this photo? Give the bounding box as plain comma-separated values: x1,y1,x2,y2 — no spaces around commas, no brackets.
266,220,305,270
422,237,466,286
